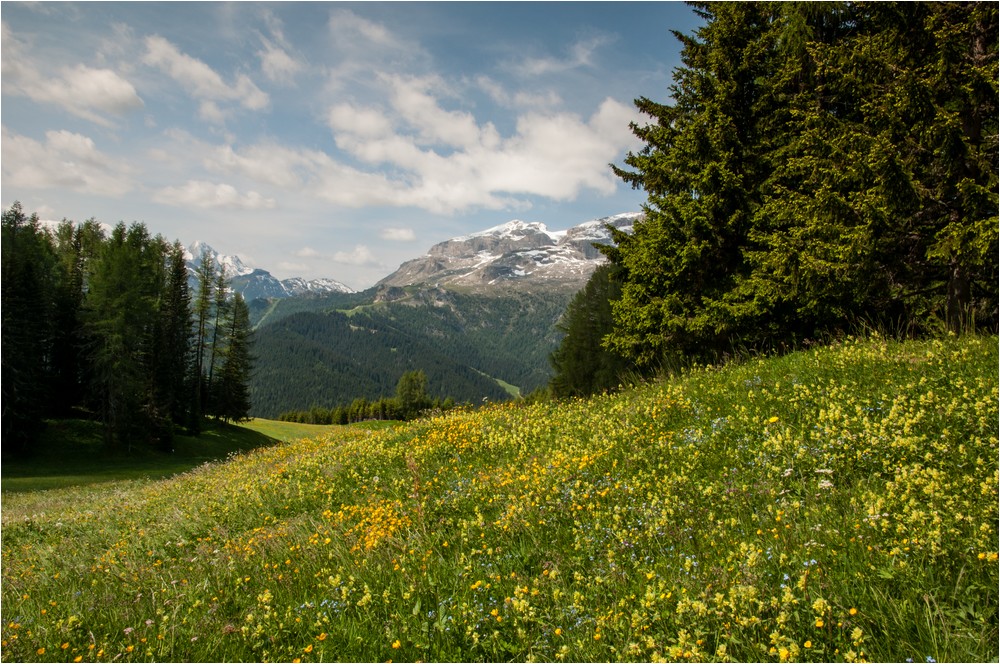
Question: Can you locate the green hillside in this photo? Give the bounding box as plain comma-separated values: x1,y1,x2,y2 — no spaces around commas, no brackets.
2,335,996,662
249,289,570,417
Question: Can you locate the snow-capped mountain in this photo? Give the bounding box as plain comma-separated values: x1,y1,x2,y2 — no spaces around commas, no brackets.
185,240,255,278
377,212,640,292
185,242,353,302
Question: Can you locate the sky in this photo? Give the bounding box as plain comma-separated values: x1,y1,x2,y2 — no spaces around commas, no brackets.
2,2,703,289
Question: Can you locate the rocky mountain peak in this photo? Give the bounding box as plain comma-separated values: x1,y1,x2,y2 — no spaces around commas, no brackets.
185,241,353,302
378,212,641,293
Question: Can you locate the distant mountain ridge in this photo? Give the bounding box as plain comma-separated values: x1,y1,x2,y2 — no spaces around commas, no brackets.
184,242,353,302
377,212,640,293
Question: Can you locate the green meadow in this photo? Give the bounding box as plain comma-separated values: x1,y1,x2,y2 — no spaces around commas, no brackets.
0,419,348,494
1,335,996,662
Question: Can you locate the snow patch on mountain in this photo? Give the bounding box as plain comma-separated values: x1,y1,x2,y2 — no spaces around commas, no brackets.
185,240,255,277
185,242,353,301
378,212,641,293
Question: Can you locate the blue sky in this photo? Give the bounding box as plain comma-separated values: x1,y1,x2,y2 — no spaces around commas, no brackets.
2,2,702,288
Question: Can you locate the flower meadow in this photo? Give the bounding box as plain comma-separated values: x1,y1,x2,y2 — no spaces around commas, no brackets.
2,336,997,663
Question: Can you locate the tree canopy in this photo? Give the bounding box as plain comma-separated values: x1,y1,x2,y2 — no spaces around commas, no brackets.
601,1,997,369
1,205,256,458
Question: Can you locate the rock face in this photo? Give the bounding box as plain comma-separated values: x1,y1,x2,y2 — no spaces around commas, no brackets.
378,212,640,293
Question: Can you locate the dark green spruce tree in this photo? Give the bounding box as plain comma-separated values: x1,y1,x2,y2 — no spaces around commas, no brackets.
747,2,998,337
84,223,161,451
205,265,230,415
188,249,216,433
604,1,997,370
213,292,254,423
550,264,634,397
395,370,431,420
1,203,57,458
154,241,194,436
605,3,785,366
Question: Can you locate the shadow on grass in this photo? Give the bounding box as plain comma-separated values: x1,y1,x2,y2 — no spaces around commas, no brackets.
1,418,280,494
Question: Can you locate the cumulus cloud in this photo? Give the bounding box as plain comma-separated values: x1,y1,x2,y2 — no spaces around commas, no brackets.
2,22,143,127
333,244,379,266
380,227,416,242
153,180,276,210
384,74,493,150
328,103,393,138
324,86,640,213
1,127,134,196
143,35,268,120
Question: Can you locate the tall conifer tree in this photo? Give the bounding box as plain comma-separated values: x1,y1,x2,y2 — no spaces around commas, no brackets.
605,1,997,369
214,292,254,422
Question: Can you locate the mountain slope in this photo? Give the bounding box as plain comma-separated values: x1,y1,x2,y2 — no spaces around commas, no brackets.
377,212,639,293
250,306,518,417
249,289,568,417
247,212,641,416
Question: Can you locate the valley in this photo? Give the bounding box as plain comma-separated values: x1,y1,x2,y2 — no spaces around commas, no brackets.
189,213,642,417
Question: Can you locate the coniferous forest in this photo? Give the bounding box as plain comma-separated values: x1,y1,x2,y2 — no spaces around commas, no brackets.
1,203,254,460
550,2,997,393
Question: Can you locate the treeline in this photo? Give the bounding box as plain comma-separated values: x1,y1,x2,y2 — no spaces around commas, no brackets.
1,202,254,459
277,370,458,424
550,2,997,397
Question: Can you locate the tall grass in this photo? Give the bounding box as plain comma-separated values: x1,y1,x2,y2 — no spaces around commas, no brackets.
2,335,996,662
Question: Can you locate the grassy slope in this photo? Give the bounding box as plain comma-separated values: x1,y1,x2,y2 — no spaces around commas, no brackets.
1,336,996,663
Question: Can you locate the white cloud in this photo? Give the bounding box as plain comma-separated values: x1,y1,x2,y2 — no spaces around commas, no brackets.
277,260,308,273
214,140,406,208
256,9,304,84
259,39,303,83
333,244,379,266
329,9,395,48
1,22,143,127
323,9,428,93
142,35,269,119
152,180,276,210
384,74,491,150
475,76,562,110
198,100,228,124
1,127,134,196
145,81,638,218
380,227,416,242
296,247,321,258
513,35,613,76
325,88,640,213
328,103,393,138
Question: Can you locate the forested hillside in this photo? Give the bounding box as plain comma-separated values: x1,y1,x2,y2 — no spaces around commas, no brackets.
249,289,569,417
